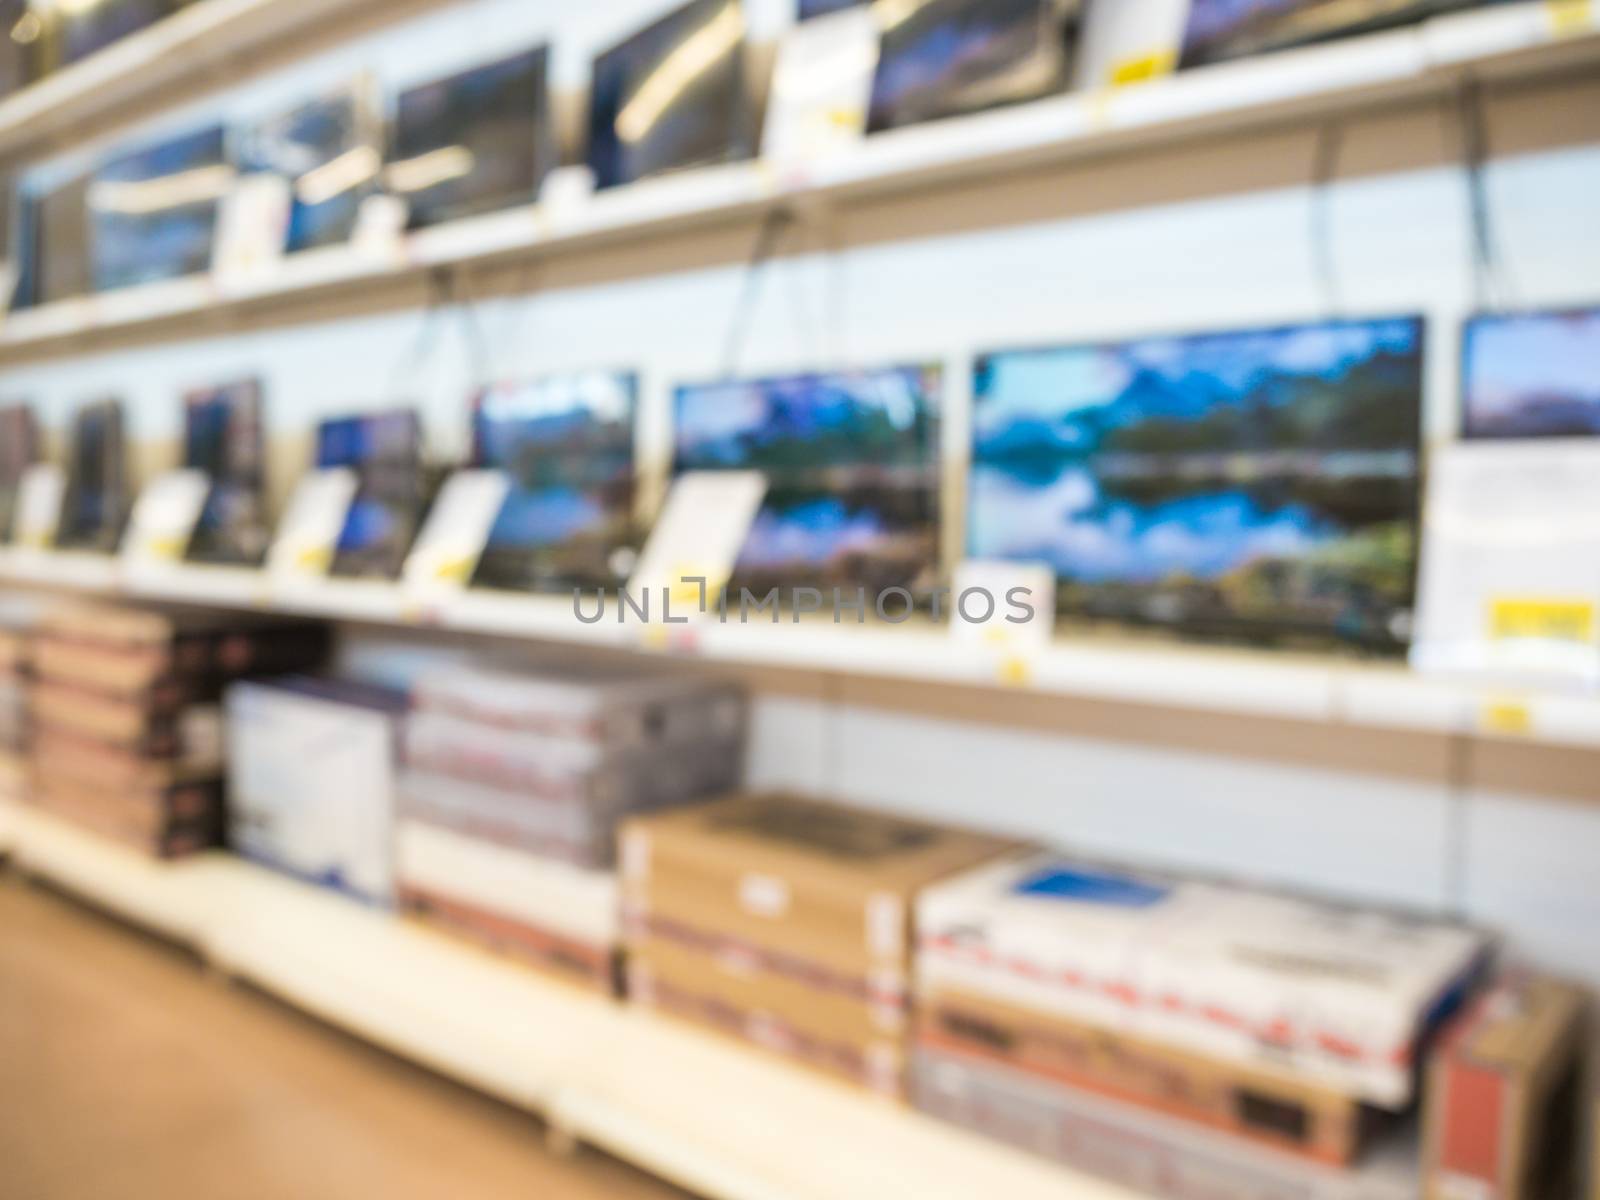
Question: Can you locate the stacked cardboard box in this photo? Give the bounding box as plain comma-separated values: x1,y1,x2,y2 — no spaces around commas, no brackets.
0,600,42,805
225,677,409,904
913,851,1494,1196
396,662,747,994
621,794,1011,1097
27,603,329,857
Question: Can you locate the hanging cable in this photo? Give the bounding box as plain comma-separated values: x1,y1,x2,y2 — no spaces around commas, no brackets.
1309,119,1345,319
1454,77,1516,313
721,204,798,380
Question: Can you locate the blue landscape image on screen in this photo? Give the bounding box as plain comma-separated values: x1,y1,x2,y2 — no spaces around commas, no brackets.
971,319,1422,640
1462,307,1600,438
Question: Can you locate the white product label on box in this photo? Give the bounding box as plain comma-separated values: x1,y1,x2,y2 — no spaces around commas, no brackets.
401,469,510,601
121,469,210,570
951,560,1056,654
352,194,407,261
762,9,878,180
13,465,66,549
628,471,767,623
267,468,359,584
739,872,790,919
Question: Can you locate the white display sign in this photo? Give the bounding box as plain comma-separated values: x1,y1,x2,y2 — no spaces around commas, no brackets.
266,468,359,585
1077,0,1187,89
401,469,511,602
951,560,1057,652
121,469,210,573
12,464,66,550
1412,441,1600,688
350,194,408,261
762,8,879,178
214,174,292,286
628,471,768,620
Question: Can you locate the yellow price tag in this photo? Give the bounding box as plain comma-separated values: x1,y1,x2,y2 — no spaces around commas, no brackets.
1108,48,1177,87
146,535,186,561
640,626,670,652
294,545,333,572
1482,699,1533,737
997,656,1032,688
432,556,475,584
1546,0,1592,37
1488,597,1596,644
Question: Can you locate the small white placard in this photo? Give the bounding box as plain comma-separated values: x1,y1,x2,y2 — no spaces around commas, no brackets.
628,471,768,619
121,469,210,571
1077,0,1185,88
1412,441,1600,688
266,467,359,585
12,464,66,550
401,469,512,601
214,174,292,286
351,194,408,261
762,9,879,177
952,560,1057,651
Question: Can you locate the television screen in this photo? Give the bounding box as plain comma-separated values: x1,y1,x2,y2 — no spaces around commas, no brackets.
674,365,942,596
1462,307,1600,440
0,403,38,543
1179,0,1510,69
867,0,1079,135
970,318,1424,646
388,47,555,231
88,124,232,292
798,0,866,17
588,0,755,191
241,81,381,253
183,380,271,566
316,410,425,581
470,372,639,593
15,174,93,307
54,0,192,69
57,398,130,554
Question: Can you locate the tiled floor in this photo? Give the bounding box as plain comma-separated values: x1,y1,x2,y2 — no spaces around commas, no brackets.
0,874,691,1200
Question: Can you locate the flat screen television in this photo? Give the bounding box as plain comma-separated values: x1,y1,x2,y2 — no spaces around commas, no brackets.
970,317,1425,648
1179,0,1511,70
1461,307,1600,440
316,410,425,581
88,124,232,292
674,365,943,597
183,380,272,566
0,402,37,543
470,371,639,593
866,0,1080,135
15,173,93,307
588,0,756,191
388,46,555,231
241,80,382,253
798,0,867,18
57,398,130,553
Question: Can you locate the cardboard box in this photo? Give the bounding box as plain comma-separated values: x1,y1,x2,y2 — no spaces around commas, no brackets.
917,851,1491,1107
621,794,1012,982
33,775,223,858
913,1048,1418,1200
1424,971,1586,1200
30,683,212,756
411,661,746,752
225,678,405,904
628,959,905,1097
919,984,1365,1165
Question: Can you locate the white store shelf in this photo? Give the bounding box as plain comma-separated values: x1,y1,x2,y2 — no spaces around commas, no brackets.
0,0,406,161
3,548,1599,752
0,804,1138,1200
3,2,1597,359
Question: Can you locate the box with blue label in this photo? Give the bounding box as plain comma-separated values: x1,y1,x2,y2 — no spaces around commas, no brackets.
225,677,407,904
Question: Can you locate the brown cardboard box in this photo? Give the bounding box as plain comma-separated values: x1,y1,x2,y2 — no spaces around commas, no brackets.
918,984,1365,1166
32,775,223,857
620,794,1012,981
30,683,194,753
628,951,907,1097
1424,971,1586,1200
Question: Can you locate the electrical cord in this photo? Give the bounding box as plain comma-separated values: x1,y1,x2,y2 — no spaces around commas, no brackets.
1309,119,1345,318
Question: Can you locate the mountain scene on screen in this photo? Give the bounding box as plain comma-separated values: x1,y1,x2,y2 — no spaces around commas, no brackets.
970,319,1422,642
1463,308,1600,439
1179,0,1504,67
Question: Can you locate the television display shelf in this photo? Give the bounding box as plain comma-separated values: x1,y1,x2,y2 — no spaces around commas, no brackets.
1,546,1597,752
2,1,1596,359
0,0,410,161
0,803,1140,1200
